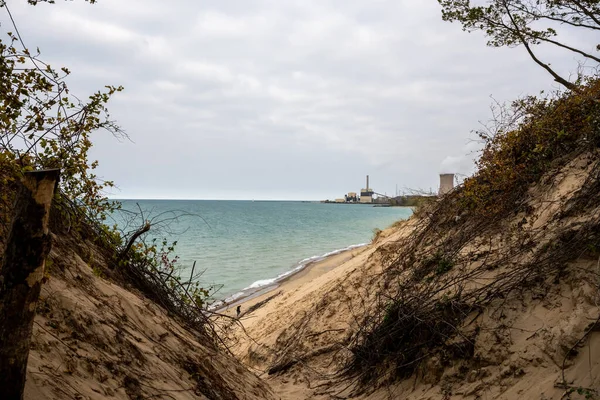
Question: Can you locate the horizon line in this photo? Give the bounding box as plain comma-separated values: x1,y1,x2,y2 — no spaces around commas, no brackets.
109,198,324,202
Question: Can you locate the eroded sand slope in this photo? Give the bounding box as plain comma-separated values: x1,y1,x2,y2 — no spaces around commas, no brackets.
230,151,600,400
25,233,275,400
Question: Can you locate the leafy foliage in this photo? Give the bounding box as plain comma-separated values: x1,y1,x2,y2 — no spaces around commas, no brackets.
127,238,211,310
566,385,599,400
0,28,124,218
460,78,600,218
0,3,215,333
345,79,600,391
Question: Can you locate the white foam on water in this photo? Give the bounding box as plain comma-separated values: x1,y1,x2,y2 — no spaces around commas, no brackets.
246,278,278,289
209,242,369,311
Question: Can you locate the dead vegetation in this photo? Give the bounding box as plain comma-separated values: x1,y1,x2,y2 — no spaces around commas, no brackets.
46,191,239,349
226,80,600,400
25,227,275,400
342,80,600,396
0,167,271,399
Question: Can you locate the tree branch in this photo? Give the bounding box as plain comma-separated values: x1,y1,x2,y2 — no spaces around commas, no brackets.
116,221,151,264
502,0,578,91
514,2,600,30
570,0,600,27
535,35,600,63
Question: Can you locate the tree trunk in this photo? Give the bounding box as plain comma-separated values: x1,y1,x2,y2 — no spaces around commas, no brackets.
0,169,60,400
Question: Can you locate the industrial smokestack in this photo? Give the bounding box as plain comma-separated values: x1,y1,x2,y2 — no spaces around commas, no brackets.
439,174,454,195
366,175,369,190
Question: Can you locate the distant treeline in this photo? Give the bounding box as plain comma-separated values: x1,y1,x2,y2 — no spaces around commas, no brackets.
388,195,435,207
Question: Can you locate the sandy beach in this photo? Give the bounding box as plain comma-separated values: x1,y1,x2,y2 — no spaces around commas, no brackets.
222,151,600,400
221,222,414,399
20,150,600,400
217,243,369,319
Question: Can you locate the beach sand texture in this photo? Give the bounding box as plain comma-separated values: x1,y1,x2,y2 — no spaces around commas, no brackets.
223,152,600,400
19,150,600,400
224,220,418,399
24,233,276,400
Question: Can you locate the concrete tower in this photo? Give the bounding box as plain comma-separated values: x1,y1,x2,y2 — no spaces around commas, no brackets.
439,174,454,196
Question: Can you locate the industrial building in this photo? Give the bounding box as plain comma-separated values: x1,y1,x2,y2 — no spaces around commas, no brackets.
326,174,450,205
326,173,457,204
360,175,374,203
324,175,376,204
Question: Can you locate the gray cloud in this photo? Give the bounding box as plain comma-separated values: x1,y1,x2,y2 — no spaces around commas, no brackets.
1,0,595,199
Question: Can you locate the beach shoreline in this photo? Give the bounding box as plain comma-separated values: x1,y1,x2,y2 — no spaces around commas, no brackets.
214,243,370,317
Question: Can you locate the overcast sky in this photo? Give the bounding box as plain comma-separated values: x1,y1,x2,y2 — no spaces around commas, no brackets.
1,0,594,200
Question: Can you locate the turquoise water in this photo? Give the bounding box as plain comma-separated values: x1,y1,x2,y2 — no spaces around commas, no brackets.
113,200,412,303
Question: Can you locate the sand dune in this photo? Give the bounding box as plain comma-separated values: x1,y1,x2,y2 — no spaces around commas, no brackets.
18,150,600,400
25,233,275,400
226,151,600,400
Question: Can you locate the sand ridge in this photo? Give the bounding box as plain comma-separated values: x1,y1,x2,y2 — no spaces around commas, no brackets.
24,233,275,400
225,151,600,400
224,219,418,398
19,151,600,400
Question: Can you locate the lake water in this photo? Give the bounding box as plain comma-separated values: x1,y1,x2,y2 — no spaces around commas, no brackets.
113,200,412,304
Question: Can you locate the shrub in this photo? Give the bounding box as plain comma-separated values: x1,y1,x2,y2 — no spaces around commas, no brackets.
459,79,600,218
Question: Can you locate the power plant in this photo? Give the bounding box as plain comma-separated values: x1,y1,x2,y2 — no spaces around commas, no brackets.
331,175,376,204
326,173,454,205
